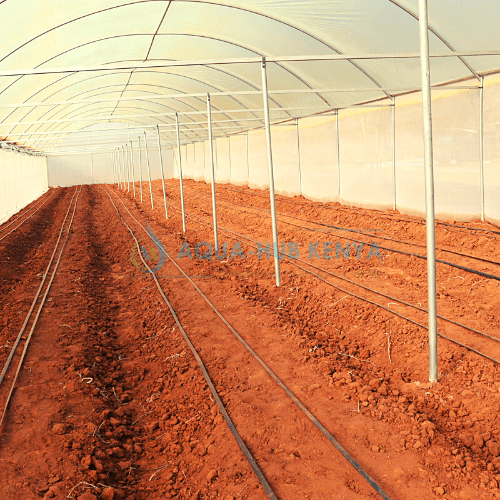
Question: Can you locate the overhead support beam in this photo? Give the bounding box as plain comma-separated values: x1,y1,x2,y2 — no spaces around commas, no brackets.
0,50,498,77
262,57,281,288
418,0,438,383
0,85,481,110
176,112,187,234
0,105,366,129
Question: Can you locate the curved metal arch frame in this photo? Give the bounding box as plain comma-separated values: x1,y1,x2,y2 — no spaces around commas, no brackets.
37,102,250,150
34,101,298,147
7,67,273,142
0,0,479,154
38,106,176,150
388,0,479,80
40,112,177,152
56,87,209,141
41,117,177,152
184,0,479,90
3,59,287,140
19,80,269,151
0,29,325,127
0,0,394,104
35,104,194,150
23,85,207,146
1,64,260,133
31,95,271,150
61,85,268,134
11,80,209,141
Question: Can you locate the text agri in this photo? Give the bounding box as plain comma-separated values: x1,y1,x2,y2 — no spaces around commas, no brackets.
177,241,382,261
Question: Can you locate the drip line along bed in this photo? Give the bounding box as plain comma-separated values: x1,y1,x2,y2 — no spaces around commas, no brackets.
5,2,500,500
2,182,499,499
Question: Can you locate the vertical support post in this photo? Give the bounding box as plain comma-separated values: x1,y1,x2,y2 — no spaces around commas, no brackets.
228,135,232,182
480,75,485,221
207,93,219,252
121,146,127,191
123,146,127,190
112,151,115,185
127,144,132,192
114,151,118,186
138,136,143,203
130,141,136,197
261,57,281,287
419,0,438,383
116,150,120,188
119,149,124,189
392,96,397,210
156,125,168,219
296,118,302,195
246,131,249,181
176,113,187,233
125,146,130,192
336,110,340,200
90,130,94,185
144,132,154,209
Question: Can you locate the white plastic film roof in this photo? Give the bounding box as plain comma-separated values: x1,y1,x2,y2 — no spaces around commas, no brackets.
1,0,500,154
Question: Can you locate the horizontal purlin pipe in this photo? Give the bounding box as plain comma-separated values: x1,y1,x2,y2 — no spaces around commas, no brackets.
0,50,498,77
0,85,480,110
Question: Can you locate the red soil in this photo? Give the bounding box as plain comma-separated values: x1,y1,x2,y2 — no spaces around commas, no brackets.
0,181,500,500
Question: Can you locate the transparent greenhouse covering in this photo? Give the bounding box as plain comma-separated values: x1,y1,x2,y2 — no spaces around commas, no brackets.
1,0,500,154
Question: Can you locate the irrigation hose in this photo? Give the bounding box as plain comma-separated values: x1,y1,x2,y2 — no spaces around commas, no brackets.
215,184,500,238
0,187,79,386
0,186,81,429
0,188,54,234
173,185,500,276
0,188,58,243
100,185,278,500
147,194,500,367
106,185,395,500
147,188,500,347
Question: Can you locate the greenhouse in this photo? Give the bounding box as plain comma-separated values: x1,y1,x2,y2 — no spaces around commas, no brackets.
0,1,500,499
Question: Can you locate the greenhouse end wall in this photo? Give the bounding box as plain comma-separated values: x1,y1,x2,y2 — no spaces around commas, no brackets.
175,73,500,227
48,148,175,187
0,149,48,225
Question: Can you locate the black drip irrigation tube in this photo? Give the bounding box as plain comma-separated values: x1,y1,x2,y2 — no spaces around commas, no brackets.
100,186,278,500
214,184,500,238
0,188,55,235
149,188,500,344
105,185,395,500
151,192,500,367
0,186,81,428
0,188,58,243
179,185,500,276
